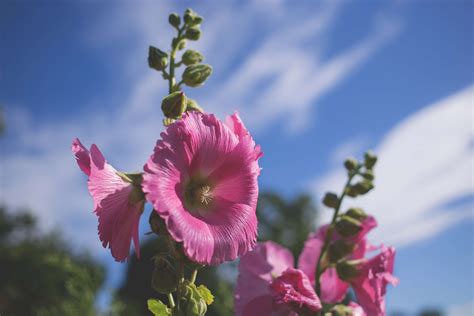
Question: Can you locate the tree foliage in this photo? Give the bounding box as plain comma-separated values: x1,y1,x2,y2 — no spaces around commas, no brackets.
0,206,105,316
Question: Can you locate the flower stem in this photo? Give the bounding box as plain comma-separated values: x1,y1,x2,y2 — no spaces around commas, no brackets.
314,165,362,296
167,293,175,309
190,268,198,284
168,27,185,94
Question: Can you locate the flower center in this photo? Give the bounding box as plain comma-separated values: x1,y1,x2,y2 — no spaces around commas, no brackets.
183,176,215,212
196,185,213,205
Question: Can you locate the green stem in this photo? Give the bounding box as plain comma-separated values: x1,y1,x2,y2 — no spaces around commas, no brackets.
168,27,185,94
190,268,198,284
167,293,175,309
314,165,362,296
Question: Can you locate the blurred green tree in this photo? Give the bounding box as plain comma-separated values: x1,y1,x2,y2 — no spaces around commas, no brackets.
114,191,318,315
0,206,105,316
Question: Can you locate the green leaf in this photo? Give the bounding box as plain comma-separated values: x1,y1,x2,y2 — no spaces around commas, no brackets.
196,285,214,305
147,299,171,316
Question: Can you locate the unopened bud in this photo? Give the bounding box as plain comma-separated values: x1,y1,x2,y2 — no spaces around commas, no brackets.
182,64,212,87
168,13,181,29
322,192,339,209
151,256,178,294
180,282,207,316
344,158,358,172
186,98,204,113
185,26,201,41
182,49,204,66
364,151,378,169
345,185,359,198
335,215,363,237
183,8,203,26
361,169,374,181
161,91,187,119
345,207,367,221
148,46,168,71
336,260,360,281
353,180,374,195
328,239,355,263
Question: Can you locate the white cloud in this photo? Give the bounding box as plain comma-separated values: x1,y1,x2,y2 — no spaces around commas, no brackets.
0,1,403,256
447,301,474,316
313,86,474,247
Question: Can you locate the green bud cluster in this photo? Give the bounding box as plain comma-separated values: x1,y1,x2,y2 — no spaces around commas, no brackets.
149,7,211,126
317,151,378,285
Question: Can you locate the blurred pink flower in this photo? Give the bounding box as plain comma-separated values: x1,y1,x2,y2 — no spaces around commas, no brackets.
349,246,399,316
142,112,262,265
235,242,321,316
298,216,377,303
72,138,144,262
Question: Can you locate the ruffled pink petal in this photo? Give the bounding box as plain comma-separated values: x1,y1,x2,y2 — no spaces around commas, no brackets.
87,144,143,262
72,138,91,176
351,246,398,316
235,242,294,316
143,111,262,265
298,231,349,303
224,111,263,162
270,268,322,313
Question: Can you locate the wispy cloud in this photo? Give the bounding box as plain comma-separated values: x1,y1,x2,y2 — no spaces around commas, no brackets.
1,1,403,255
312,86,474,247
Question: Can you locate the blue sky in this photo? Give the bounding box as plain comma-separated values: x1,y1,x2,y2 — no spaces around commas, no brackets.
1,0,473,314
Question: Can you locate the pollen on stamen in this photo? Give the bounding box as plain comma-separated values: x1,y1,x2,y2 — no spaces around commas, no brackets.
198,185,213,205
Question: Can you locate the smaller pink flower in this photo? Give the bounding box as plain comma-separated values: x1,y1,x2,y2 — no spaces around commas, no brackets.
298,216,377,304
235,242,321,316
270,268,322,314
349,246,399,316
72,138,145,262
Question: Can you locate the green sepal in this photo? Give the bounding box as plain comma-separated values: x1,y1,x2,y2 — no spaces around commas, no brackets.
147,299,171,316
196,284,214,305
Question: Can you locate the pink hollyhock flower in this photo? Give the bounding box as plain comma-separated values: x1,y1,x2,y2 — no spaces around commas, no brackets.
142,112,262,265
235,242,321,316
72,138,145,262
348,246,399,316
298,216,377,304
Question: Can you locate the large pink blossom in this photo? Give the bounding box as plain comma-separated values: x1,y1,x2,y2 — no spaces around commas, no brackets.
235,242,321,316
298,216,377,303
72,138,144,262
142,112,262,265
349,246,399,316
